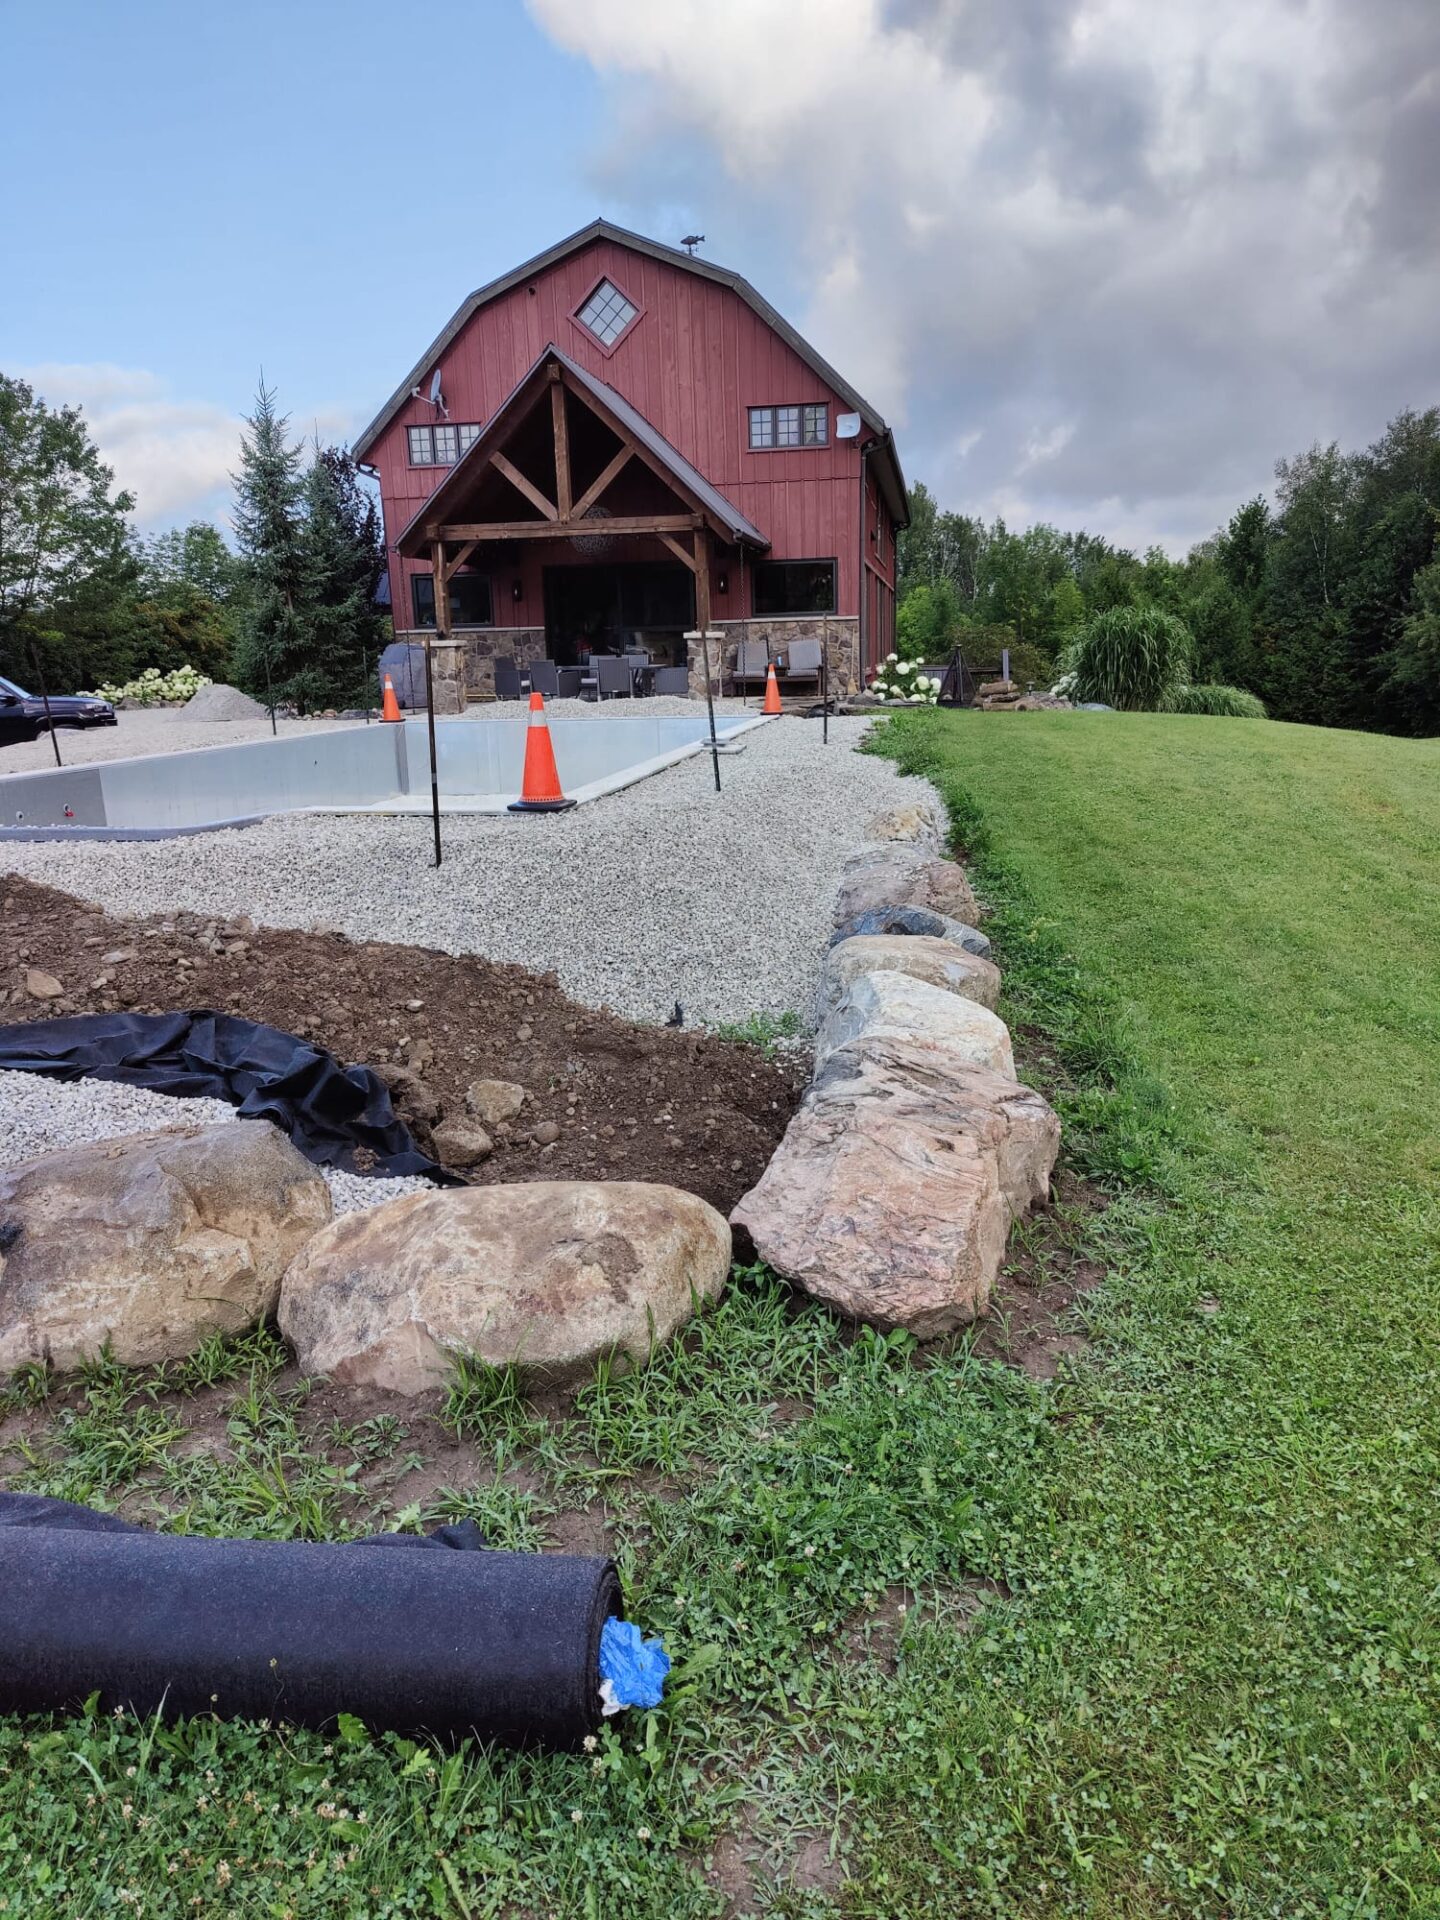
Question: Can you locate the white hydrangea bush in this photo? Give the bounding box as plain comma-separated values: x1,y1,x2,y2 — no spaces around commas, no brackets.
86,665,213,706
869,654,941,704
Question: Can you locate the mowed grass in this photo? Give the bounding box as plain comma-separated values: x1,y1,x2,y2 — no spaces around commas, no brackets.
1,708,1438,1917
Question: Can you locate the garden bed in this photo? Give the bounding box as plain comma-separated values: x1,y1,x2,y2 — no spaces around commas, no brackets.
0,875,804,1214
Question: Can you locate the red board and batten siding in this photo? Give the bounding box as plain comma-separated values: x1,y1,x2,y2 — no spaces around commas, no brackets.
366,237,893,635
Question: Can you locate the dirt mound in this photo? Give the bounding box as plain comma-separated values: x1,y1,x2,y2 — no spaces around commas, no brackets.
181,683,269,722
0,877,804,1215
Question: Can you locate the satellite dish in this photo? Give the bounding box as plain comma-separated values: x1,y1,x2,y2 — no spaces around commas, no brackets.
836,412,862,440
428,369,447,416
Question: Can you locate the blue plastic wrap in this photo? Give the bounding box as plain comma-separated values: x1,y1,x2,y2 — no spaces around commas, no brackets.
597,1616,670,1712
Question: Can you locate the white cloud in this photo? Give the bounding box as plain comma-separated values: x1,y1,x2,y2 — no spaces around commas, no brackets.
17,364,246,528
527,0,1440,551
15,365,355,532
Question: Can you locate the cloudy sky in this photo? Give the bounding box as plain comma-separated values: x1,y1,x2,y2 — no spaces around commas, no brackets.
5,0,1437,552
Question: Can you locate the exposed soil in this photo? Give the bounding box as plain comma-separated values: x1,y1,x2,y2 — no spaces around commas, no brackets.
0,876,805,1215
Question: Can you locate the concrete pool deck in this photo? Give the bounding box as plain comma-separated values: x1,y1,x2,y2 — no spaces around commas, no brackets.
0,707,769,837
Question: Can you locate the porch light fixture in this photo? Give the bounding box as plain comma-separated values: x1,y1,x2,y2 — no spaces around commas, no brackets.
512,579,524,603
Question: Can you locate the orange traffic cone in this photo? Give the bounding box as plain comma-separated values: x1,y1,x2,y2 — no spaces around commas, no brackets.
508,691,575,813
381,673,402,722
762,663,782,715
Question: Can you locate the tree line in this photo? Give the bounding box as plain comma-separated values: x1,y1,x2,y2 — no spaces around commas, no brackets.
897,406,1440,734
0,374,385,711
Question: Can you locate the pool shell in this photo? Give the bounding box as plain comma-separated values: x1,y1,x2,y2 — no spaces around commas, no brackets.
0,712,769,840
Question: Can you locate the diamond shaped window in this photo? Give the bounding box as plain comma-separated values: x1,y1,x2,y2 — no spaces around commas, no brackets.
576,279,638,348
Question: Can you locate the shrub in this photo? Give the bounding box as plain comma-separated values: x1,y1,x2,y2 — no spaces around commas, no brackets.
1063,605,1192,711
870,655,940,704
85,664,212,706
1164,682,1268,719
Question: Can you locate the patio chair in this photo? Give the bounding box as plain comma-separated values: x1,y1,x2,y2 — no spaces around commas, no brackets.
651,666,690,696
594,655,635,699
777,637,823,693
528,659,560,698
732,637,772,694
493,661,529,700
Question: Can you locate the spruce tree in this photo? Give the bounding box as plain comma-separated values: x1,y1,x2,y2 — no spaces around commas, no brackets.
296,446,386,711
230,378,305,712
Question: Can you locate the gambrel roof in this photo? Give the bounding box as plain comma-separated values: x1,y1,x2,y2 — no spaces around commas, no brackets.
353,219,908,525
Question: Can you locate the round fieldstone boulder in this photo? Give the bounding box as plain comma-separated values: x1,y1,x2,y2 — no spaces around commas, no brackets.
817,934,1001,1022
278,1181,732,1393
864,803,944,849
0,1123,331,1373
833,845,981,928
814,969,1015,1079
829,905,992,961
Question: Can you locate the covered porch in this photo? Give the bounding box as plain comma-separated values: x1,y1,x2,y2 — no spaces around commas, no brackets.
393,345,768,710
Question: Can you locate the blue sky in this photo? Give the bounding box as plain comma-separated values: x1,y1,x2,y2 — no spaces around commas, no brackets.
5,0,1436,551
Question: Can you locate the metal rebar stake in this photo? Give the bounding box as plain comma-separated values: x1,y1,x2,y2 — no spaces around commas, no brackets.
702,629,721,792
29,642,62,769
423,634,442,866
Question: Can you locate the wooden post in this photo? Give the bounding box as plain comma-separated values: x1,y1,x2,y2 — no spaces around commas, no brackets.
550,376,572,519
426,540,446,868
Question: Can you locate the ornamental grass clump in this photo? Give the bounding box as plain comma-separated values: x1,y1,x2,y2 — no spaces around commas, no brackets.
1063,607,1192,711
1164,682,1268,718
870,655,940,704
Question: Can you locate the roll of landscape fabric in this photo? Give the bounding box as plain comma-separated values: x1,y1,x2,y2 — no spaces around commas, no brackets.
0,1497,622,1749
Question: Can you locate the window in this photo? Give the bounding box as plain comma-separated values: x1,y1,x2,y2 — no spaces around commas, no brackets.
748,403,828,451
406,423,481,466
575,278,638,348
411,572,493,628
753,559,836,615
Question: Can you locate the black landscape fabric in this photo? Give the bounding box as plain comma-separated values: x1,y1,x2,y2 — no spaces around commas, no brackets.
0,1010,457,1182
0,1495,622,1749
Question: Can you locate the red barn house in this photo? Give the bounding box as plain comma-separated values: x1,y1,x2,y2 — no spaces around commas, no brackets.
352,220,907,709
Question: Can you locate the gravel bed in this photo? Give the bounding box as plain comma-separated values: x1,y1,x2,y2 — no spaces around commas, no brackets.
0,1070,432,1216
0,716,939,1028
0,709,351,774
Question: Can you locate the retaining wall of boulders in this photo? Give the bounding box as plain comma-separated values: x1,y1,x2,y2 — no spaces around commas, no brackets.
731,801,1060,1334
0,800,1059,1387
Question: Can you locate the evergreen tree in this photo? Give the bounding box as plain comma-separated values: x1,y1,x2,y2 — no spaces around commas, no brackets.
293,446,387,712
230,378,306,709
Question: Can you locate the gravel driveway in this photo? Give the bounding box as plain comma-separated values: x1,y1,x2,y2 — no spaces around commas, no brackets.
0,714,938,1028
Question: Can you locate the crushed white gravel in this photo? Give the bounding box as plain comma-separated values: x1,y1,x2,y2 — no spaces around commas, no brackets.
0,712,941,1028
0,1069,432,1215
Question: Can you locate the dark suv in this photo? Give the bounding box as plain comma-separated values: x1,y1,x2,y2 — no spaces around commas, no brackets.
0,674,117,745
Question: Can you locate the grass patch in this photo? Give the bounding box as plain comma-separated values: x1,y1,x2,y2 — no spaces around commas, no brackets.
3,706,1438,1914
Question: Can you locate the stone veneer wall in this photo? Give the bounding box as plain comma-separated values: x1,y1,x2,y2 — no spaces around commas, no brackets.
686,618,861,702
391,628,550,713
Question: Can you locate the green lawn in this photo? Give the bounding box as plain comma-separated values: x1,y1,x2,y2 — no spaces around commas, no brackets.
2,709,1439,1917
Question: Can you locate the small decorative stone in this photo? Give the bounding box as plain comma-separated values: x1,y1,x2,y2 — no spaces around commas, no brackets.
431,1120,493,1168
466,1078,528,1127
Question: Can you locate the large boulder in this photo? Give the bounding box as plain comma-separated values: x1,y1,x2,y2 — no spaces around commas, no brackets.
864,802,944,850
829,905,992,962
814,970,1015,1079
0,1123,331,1373
833,845,981,928
732,1037,1059,1335
817,934,1001,1021
279,1181,731,1393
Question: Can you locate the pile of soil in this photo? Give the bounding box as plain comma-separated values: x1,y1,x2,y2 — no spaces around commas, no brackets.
0,877,804,1214
180,683,269,722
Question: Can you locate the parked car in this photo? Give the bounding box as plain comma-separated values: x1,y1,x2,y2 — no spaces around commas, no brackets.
0,674,117,742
